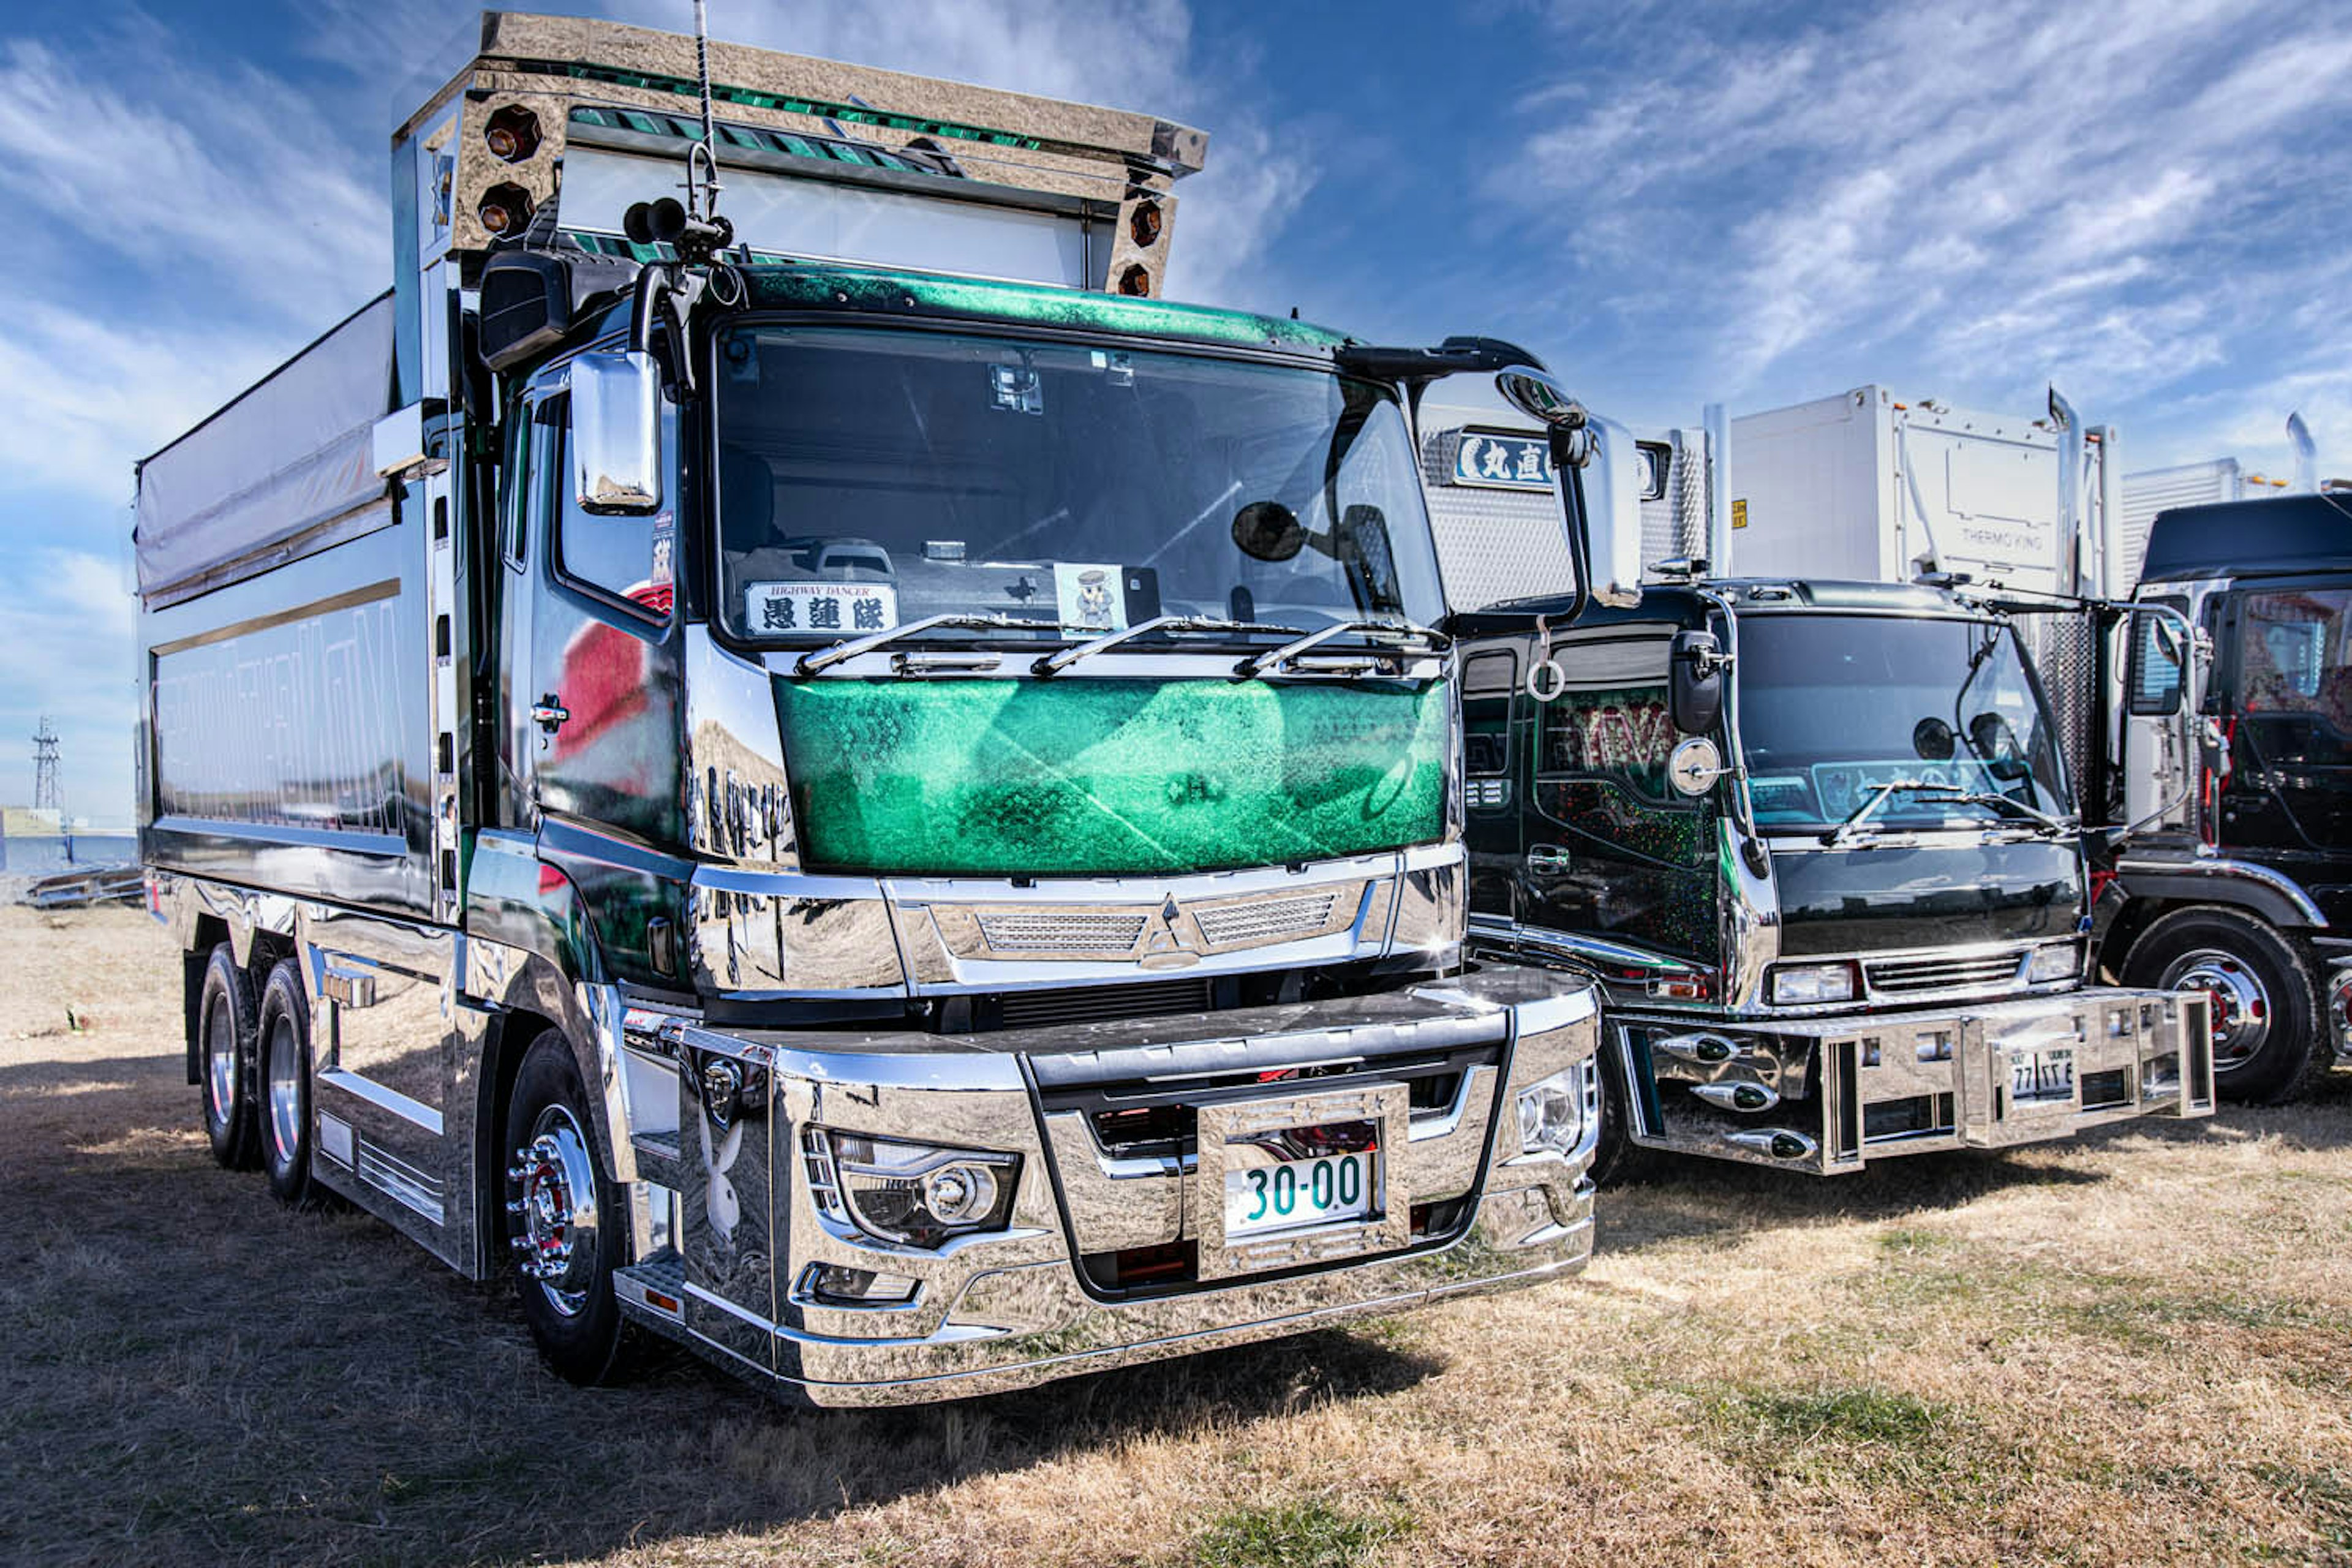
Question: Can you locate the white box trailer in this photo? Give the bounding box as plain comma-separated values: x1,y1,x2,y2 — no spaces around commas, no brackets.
1724,385,2120,598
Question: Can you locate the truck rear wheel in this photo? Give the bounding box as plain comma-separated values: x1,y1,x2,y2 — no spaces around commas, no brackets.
2124,908,2327,1104
256,959,318,1205
503,1030,641,1385
197,944,260,1170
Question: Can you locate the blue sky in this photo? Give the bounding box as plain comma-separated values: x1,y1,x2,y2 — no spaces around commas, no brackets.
3,0,2348,823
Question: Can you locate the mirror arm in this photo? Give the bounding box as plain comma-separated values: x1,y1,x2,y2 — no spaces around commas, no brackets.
628,265,701,396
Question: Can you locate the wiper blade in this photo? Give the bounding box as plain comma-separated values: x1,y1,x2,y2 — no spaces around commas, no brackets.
1031,614,1303,677
1238,620,1450,679
794,612,1062,677
1921,791,2075,835
1820,778,1938,846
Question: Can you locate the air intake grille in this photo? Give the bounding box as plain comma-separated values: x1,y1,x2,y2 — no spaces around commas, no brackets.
978,911,1148,954
1194,892,1341,948
1866,951,2024,995
1000,978,1213,1031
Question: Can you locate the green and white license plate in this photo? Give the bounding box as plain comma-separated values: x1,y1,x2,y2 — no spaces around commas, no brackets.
2008,1044,2076,1109
1223,1126,1379,1238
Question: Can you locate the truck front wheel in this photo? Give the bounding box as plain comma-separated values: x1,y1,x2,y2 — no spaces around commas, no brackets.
2124,908,2327,1104
197,944,260,1170
503,1030,640,1385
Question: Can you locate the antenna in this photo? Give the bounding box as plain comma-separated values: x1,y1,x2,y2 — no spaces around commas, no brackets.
31,716,61,813
687,0,723,223
619,1,735,263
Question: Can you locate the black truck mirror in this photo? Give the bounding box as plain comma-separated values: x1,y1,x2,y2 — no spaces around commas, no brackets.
2125,608,2187,717
1494,368,1643,611
1669,629,1726,735
570,350,665,514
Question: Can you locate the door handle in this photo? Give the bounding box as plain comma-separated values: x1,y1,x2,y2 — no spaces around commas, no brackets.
1526,844,1571,873
532,695,570,734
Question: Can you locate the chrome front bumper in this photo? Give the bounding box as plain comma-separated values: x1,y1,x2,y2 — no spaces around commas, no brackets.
612,964,1599,1406
1615,986,2215,1175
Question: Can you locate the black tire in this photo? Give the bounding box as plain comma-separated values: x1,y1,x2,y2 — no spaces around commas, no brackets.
1588,1038,1668,1188
255,959,317,1205
197,944,260,1170
503,1030,641,1385
2122,907,2328,1105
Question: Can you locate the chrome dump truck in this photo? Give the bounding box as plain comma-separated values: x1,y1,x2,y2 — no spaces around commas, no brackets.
1415,400,2215,1178
134,13,1617,1404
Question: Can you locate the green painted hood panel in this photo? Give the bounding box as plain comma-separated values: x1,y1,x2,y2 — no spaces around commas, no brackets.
775,678,1449,877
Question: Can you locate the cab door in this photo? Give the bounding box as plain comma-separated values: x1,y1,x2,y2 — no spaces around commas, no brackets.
1518,623,1720,970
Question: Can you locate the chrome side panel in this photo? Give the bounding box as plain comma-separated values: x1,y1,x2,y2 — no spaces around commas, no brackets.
682,628,800,870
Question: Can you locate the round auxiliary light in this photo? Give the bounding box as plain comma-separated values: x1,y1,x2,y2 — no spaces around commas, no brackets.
478,182,535,239
1117,263,1153,298
1129,199,1164,247
483,104,543,164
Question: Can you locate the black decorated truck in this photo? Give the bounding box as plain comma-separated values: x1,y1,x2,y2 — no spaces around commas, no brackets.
2091,492,2352,1098
1441,575,2215,1177
133,13,1628,1404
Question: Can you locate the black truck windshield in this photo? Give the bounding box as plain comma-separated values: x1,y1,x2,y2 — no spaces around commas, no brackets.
711,325,1444,644
1737,614,2069,832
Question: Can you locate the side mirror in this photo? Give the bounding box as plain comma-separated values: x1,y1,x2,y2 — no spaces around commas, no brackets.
1670,629,1726,735
1493,367,1643,611
2124,607,2187,717
571,350,665,514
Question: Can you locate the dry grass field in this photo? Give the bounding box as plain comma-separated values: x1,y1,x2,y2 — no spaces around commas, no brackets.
5,903,2351,1567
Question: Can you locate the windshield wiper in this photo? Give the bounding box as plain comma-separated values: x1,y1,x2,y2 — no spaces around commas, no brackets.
794,612,1062,677
1238,620,1450,679
1917,791,2075,836
1031,614,1304,676
1820,778,1938,846
1820,779,2072,846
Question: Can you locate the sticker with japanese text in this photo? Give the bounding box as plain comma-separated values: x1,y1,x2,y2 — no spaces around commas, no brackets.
1451,428,1554,491
744,581,899,636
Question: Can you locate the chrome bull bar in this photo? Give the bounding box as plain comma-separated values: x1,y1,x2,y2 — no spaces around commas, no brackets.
1616,986,2214,1175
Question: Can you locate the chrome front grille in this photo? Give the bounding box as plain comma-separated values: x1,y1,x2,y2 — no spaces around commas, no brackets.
978,911,1150,955
1193,891,1342,949
1866,950,2026,996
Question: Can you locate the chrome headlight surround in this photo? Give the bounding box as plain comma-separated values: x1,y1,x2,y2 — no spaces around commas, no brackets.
1766,960,1858,1006
804,1129,1020,1250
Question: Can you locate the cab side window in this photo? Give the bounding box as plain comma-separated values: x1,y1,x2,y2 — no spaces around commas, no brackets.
1535,634,1680,804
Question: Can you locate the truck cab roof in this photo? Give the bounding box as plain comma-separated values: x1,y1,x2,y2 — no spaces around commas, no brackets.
2140,492,2352,584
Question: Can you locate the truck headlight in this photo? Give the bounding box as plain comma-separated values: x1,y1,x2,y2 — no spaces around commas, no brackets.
2027,942,2082,984
1517,1065,1589,1157
2331,963,2352,1057
805,1131,1019,1248
1768,962,1857,1005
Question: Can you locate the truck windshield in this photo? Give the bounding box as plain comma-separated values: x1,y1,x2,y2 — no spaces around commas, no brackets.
711,325,1444,646
1736,614,2069,833
2240,587,2352,746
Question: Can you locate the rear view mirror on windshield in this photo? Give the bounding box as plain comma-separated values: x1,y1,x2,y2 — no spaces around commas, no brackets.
1232,500,1306,562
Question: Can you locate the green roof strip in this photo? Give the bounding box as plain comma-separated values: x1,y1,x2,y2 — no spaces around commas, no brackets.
529,59,1042,150
740,265,1354,356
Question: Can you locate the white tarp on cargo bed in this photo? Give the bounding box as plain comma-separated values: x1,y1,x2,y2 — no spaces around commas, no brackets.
134,292,397,597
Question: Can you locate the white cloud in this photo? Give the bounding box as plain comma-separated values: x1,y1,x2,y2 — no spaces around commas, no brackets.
1496,0,2352,437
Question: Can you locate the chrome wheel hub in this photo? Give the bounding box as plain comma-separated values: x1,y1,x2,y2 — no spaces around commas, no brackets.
206,1006,236,1120
2163,948,2272,1068
507,1106,599,1316
265,1016,303,1160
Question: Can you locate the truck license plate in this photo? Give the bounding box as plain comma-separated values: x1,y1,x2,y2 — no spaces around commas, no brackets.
2009,1045,2076,1109
1223,1123,1379,1238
